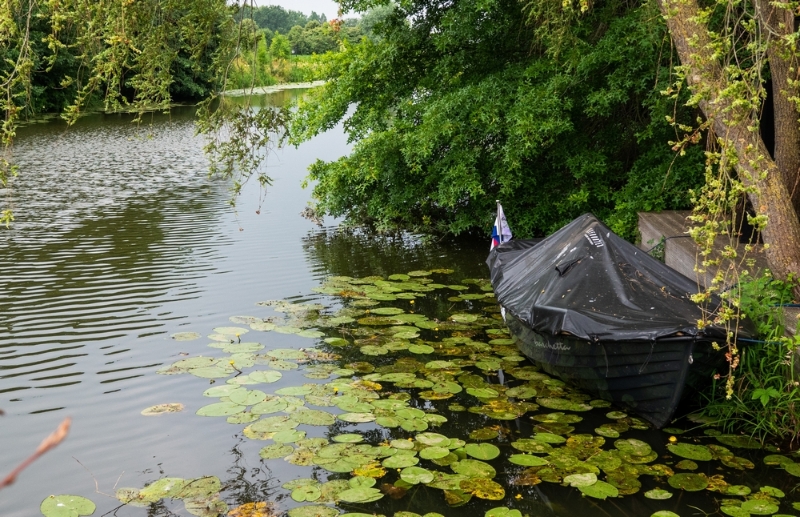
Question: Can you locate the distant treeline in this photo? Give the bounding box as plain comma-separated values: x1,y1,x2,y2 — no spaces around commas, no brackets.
239,4,392,56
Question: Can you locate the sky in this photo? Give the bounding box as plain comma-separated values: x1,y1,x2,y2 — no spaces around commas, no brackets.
258,0,343,20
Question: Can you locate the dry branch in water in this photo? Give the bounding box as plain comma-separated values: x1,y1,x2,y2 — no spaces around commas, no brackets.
0,417,71,490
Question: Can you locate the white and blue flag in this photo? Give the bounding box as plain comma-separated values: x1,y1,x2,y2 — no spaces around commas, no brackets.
490,201,512,250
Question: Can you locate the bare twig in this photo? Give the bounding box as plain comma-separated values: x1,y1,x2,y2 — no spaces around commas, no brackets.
0,417,71,490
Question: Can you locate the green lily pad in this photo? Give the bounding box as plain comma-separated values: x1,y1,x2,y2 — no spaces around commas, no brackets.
228,389,267,406
40,495,96,517
508,454,549,467
383,455,420,469
563,473,598,487
287,505,339,517
715,435,762,449
259,444,293,459
760,486,785,498
725,485,752,496
578,480,619,499
533,433,567,444
337,487,383,503
338,412,376,423
171,332,201,341
291,485,322,502
674,460,698,470
651,512,680,517
401,466,434,484
292,409,337,426
784,462,800,476
644,489,673,500
667,473,708,491
141,403,184,416
667,443,712,461
451,459,496,479
741,500,779,515
332,433,364,443
615,438,652,456
464,443,500,460
420,446,451,460
213,326,249,336
485,509,522,517
196,401,246,417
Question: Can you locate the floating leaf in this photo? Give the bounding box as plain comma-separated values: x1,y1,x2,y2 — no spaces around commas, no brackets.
40,495,96,517
740,500,779,515
508,454,548,467
291,485,322,502
171,332,201,341
760,486,785,498
578,480,619,499
141,403,184,416
644,489,673,500
259,444,293,459
459,478,505,500
292,409,337,426
667,443,712,461
337,487,383,503
287,505,339,517
451,459,496,479
485,509,522,517
228,501,275,517
651,512,680,517
196,402,245,417
667,473,708,491
715,435,762,449
383,455,420,469
564,473,597,487
465,443,500,460
213,326,249,336
400,467,434,484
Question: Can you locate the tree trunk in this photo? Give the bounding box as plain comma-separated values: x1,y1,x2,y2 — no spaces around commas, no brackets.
756,0,800,213
656,0,800,297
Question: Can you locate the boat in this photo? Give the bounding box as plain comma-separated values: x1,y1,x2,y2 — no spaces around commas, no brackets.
486,213,755,428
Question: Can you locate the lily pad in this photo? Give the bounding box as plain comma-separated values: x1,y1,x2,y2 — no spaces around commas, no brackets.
141,403,184,416
464,443,501,460
715,435,762,449
667,473,708,491
741,500,779,515
337,487,383,503
259,444,294,459
451,459,496,479
291,485,322,502
644,489,673,500
40,495,96,517
508,454,549,467
667,443,712,461
171,332,201,341
578,480,619,499
400,467,434,484
196,401,246,417
459,478,505,500
287,505,339,517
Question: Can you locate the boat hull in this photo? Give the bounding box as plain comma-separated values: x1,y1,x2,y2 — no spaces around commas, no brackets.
505,312,717,428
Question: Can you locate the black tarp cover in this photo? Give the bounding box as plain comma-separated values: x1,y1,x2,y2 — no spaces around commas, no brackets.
487,213,748,342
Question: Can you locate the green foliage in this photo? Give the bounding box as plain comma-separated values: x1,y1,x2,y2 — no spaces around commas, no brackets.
288,21,357,55
292,0,704,237
270,33,292,61
250,5,326,34
701,271,800,445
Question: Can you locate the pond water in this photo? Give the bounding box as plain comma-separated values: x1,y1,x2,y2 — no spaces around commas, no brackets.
1,90,798,517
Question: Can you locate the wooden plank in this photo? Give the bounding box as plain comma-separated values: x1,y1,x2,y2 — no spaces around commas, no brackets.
637,211,769,287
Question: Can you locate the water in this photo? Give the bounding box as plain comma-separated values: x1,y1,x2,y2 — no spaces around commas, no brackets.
0,92,798,517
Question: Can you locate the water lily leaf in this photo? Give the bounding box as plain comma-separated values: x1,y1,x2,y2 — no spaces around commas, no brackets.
400,467,434,484
725,485,751,496
467,388,499,398
40,495,96,517
644,489,673,500
784,462,800,476
171,332,201,341
667,443,712,461
408,344,434,354
760,486,785,498
338,412,376,423
715,435,762,449
273,429,306,443
451,459,496,479
332,433,364,443
141,403,184,416
450,314,478,323
420,447,451,460
234,370,282,384
229,389,267,406
721,456,755,470
139,477,188,500
668,473,708,491
740,500,779,515
651,512,680,517
465,443,500,460
337,487,383,503
509,454,549,467
189,365,234,379
763,454,792,466
537,397,592,411
249,416,298,433
407,271,431,277
291,485,322,502
196,402,245,417
469,428,499,441
287,505,339,517
511,439,552,454
227,501,275,517
115,488,150,507
251,397,289,415
615,438,652,456
383,455,420,469
674,460,698,470
459,478,505,500
533,433,566,444
259,444,293,459
292,409,337,426
720,507,749,517
564,473,597,487
578,480,619,499
250,322,276,332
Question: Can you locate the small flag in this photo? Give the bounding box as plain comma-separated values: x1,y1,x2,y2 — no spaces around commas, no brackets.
490,201,512,250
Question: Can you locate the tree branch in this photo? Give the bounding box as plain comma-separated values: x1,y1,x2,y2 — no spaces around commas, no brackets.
0,417,71,490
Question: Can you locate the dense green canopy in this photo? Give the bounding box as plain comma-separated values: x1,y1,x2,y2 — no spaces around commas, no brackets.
292,0,704,238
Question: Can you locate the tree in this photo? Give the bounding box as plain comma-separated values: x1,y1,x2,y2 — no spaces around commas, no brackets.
0,1,289,226
270,32,292,61
291,0,705,238
654,0,800,298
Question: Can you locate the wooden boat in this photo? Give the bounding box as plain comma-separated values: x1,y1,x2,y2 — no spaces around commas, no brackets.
486,213,754,428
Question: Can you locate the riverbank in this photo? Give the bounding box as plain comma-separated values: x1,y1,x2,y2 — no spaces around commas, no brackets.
222,80,326,97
